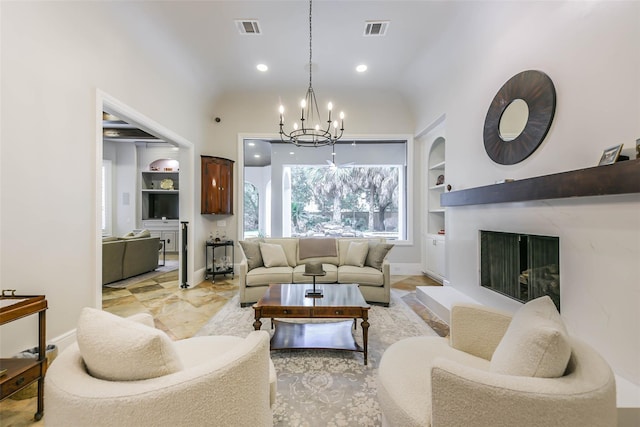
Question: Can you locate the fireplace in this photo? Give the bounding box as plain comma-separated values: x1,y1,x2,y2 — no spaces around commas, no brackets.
480,230,560,311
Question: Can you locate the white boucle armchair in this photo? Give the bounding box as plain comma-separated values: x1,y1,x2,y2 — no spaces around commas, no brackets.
45,309,276,427
377,297,617,427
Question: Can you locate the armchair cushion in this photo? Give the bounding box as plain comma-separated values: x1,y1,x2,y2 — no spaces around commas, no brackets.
76,307,183,381
490,296,571,378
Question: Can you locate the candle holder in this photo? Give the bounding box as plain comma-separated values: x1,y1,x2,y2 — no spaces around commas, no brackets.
303,273,325,298
303,261,325,298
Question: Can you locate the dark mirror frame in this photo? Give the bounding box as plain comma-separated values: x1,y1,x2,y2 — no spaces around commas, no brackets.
483,70,556,165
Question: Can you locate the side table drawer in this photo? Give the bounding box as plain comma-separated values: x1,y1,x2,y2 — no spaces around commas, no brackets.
260,307,311,317
313,307,364,317
0,363,41,398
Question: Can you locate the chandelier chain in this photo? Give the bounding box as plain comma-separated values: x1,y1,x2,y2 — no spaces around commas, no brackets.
308,0,313,88
278,0,345,147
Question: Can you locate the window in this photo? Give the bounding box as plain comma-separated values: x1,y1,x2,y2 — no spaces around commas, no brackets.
102,160,113,236
244,182,260,237
242,139,410,241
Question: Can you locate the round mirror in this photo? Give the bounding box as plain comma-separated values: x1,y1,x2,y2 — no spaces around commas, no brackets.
499,99,529,141
483,70,556,165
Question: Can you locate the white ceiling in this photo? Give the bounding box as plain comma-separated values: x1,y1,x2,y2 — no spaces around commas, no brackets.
118,0,465,96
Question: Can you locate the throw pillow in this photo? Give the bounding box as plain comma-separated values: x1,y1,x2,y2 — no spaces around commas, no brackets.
134,229,151,238
76,307,183,381
259,242,289,268
490,296,571,378
239,240,264,270
345,241,369,267
365,242,394,270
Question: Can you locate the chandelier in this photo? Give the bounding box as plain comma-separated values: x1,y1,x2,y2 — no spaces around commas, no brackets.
278,0,344,147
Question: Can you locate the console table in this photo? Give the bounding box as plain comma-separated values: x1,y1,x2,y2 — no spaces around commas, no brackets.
0,294,47,421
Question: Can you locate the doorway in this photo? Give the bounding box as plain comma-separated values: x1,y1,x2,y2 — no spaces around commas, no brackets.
96,90,195,308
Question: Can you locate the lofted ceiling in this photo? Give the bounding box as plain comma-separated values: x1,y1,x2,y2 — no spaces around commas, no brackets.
104,1,470,144
115,0,464,96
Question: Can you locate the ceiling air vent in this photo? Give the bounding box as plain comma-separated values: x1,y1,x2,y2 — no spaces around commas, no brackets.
363,21,389,37
236,20,261,35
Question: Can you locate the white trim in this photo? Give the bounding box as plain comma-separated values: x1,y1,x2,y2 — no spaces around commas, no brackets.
237,133,414,245
389,262,423,276
48,329,77,353
415,113,446,139
96,89,197,307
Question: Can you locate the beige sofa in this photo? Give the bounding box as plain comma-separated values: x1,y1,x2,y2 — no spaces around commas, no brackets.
377,296,617,427
102,234,160,285
238,237,393,306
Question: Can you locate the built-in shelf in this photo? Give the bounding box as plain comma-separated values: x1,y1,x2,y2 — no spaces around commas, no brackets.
429,184,446,191
429,208,446,213
441,159,640,207
429,161,446,170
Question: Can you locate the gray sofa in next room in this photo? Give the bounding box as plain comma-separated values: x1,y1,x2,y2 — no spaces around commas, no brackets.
102,231,160,285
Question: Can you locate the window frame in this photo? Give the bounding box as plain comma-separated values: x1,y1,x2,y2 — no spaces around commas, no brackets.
237,133,414,246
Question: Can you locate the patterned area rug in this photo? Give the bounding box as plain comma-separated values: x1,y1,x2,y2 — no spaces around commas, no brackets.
195,290,438,426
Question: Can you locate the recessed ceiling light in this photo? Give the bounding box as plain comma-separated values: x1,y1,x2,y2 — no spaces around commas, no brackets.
289,151,295,155
257,64,268,72
254,154,261,158
356,64,368,73
248,142,255,146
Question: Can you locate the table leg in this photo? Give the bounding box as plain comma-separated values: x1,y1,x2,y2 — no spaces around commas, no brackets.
361,311,369,365
253,308,262,331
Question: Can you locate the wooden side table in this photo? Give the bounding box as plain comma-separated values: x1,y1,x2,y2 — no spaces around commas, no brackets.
0,294,48,421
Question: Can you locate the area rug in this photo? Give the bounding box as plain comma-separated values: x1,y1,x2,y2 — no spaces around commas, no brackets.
103,260,179,289
195,290,438,426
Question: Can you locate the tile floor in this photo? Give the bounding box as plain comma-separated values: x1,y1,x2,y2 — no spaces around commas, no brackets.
1,270,445,426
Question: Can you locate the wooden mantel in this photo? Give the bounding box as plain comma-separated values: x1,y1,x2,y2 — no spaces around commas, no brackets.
441,158,640,207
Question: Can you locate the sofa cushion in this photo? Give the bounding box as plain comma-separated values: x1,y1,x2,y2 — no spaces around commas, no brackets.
338,238,372,266
246,266,294,286
259,242,289,267
490,296,571,378
263,238,298,267
345,241,369,267
338,265,384,286
293,263,338,283
76,307,183,381
239,240,264,271
365,242,394,270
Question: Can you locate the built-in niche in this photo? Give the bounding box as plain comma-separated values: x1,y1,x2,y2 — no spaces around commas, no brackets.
480,230,560,310
141,159,180,220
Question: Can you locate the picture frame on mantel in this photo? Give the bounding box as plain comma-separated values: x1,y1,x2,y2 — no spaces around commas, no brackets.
636,138,640,159
598,144,623,166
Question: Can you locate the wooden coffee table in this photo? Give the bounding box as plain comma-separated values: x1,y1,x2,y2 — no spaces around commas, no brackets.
253,284,371,365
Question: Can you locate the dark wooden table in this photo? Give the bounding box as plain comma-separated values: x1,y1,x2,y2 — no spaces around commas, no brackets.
0,295,47,421
253,284,371,364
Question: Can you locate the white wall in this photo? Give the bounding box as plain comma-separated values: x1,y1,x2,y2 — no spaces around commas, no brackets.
210,89,421,264
402,1,640,385
0,2,212,356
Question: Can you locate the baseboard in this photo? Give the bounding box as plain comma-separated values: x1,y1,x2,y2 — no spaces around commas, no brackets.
390,263,423,275
49,328,77,353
